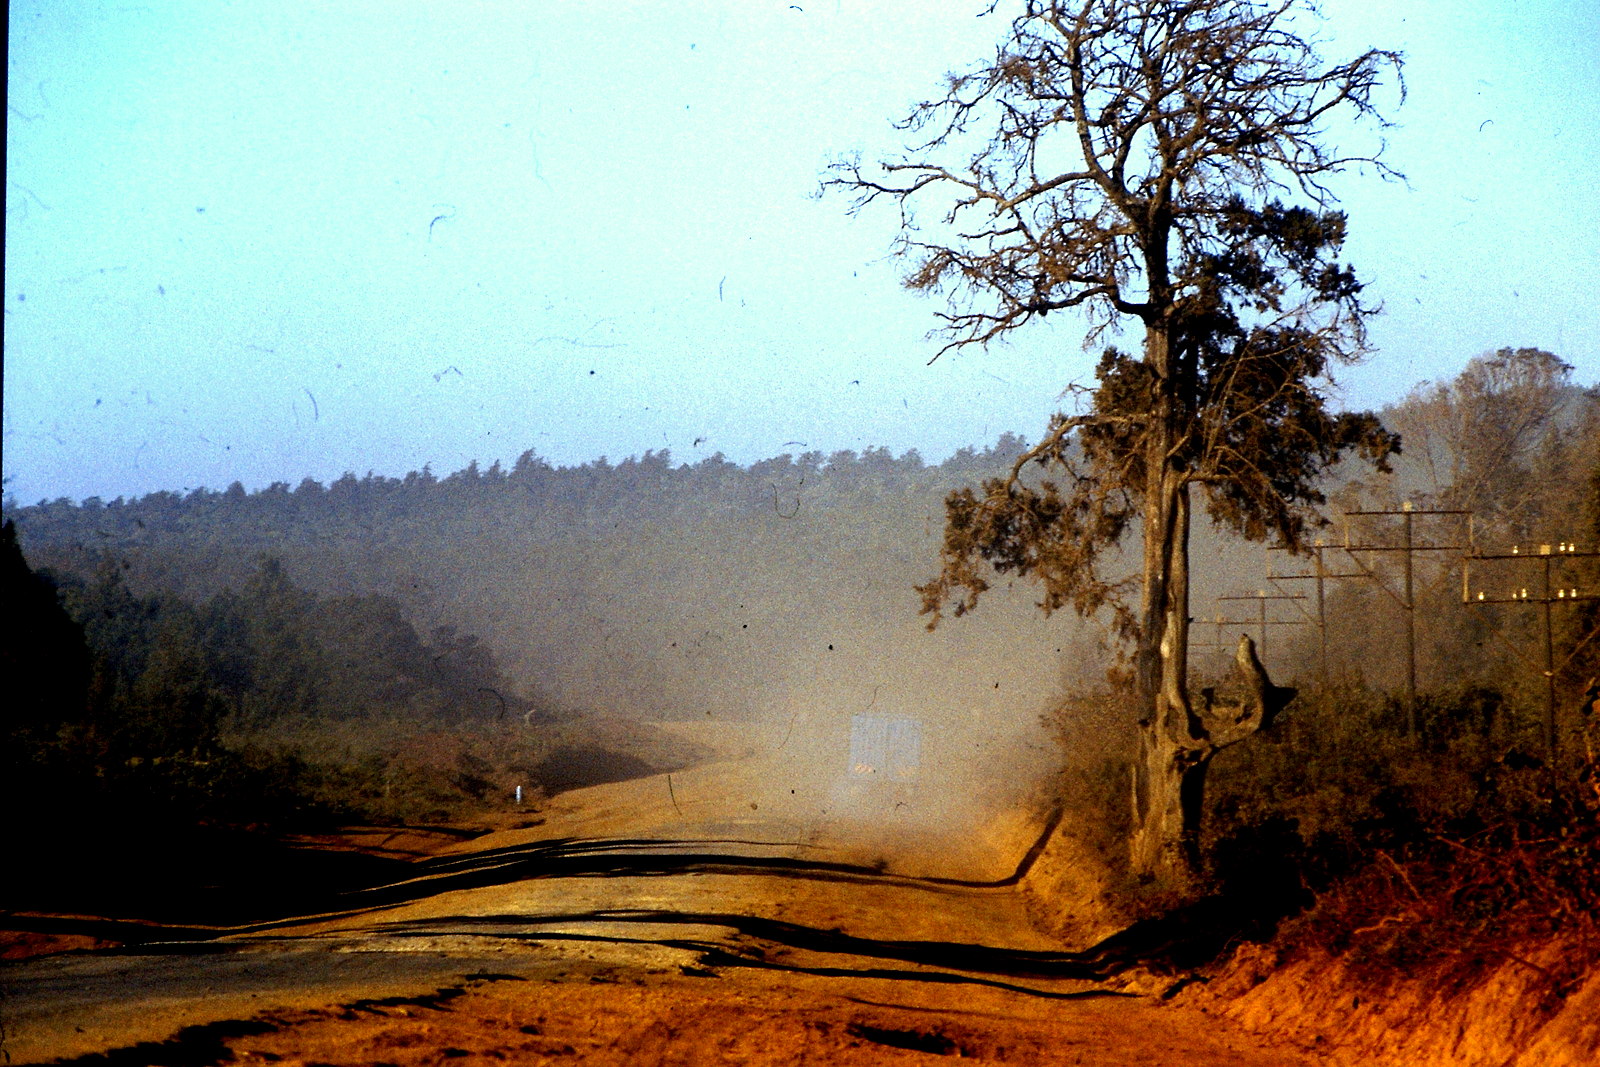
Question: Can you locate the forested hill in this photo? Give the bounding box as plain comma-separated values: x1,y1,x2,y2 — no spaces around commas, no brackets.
12,349,1595,726
8,437,1094,728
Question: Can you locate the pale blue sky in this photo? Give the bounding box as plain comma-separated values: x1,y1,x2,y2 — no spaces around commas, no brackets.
6,0,1598,504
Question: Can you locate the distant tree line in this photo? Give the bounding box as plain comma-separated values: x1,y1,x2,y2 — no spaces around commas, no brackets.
8,438,1027,559
7,372,1595,738
5,435,1059,727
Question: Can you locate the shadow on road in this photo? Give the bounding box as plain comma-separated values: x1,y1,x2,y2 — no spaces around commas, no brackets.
7,813,1275,993
6,803,1067,944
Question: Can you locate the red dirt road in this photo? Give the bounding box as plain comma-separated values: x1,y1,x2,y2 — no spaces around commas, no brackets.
199,966,1309,1066
3,739,1313,1065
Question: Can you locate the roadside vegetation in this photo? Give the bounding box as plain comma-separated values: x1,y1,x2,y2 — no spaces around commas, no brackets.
2,535,536,829
1039,348,1600,1008
1204,682,1598,969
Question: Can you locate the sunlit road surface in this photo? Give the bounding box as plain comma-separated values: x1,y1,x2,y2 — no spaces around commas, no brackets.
1,732,1309,1065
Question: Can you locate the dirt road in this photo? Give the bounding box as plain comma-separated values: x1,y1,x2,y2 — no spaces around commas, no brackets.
2,740,1312,1065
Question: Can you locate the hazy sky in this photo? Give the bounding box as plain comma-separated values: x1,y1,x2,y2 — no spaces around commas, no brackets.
7,0,1598,505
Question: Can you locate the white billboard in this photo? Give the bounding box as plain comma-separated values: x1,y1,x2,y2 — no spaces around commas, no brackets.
848,714,922,781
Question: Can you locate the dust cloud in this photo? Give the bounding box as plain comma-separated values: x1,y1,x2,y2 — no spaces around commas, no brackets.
465,457,1107,876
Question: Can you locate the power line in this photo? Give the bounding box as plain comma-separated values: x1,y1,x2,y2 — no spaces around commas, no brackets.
1211,590,1307,663
1340,504,1473,737
1269,539,1370,711
1464,540,1600,765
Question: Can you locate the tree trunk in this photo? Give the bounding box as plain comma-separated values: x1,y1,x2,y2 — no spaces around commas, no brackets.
1129,473,1205,886
1121,313,1199,885
1130,581,1299,887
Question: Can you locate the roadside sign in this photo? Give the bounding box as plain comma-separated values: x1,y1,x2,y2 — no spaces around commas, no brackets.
848,715,922,781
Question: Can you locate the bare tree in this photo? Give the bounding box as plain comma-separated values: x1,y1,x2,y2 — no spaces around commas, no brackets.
829,0,1401,885
1389,348,1578,538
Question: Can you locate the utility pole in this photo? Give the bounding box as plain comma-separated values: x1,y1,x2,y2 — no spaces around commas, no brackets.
1403,505,1415,717
1464,540,1599,766
1270,539,1370,704
1342,505,1473,737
